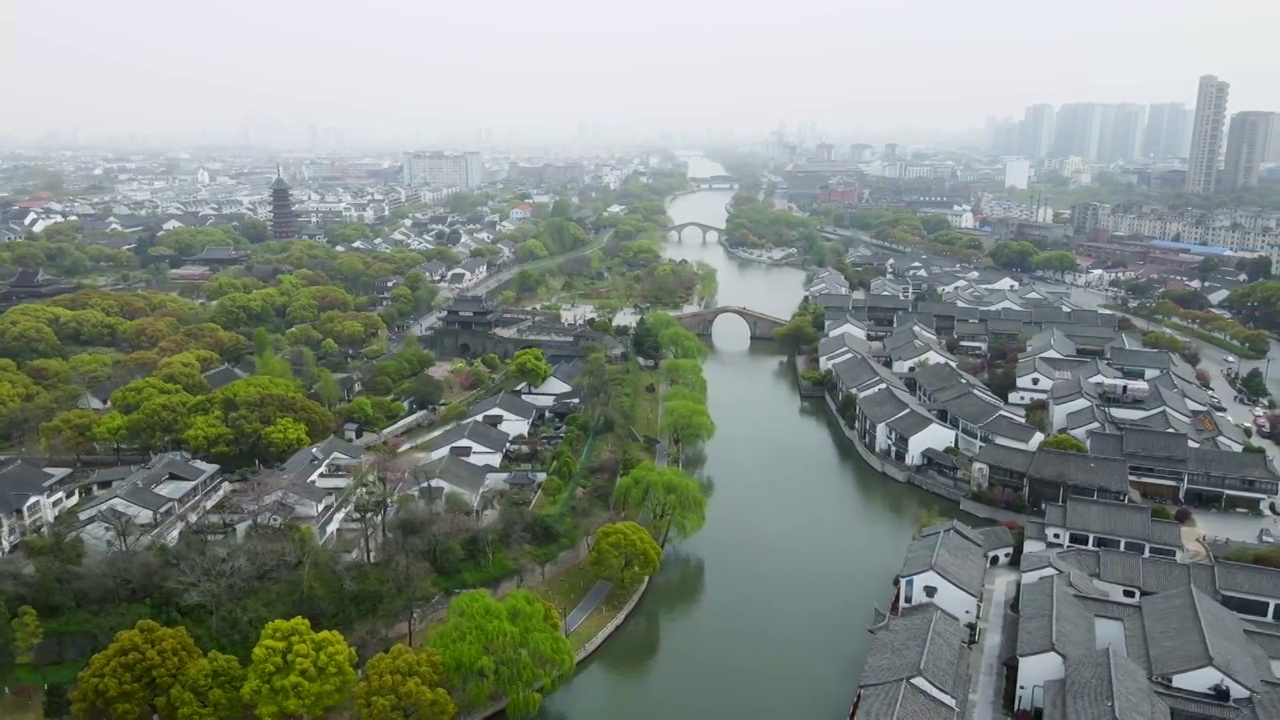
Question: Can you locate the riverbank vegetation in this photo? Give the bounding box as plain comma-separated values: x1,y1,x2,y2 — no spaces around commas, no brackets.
493,173,717,312
724,196,822,255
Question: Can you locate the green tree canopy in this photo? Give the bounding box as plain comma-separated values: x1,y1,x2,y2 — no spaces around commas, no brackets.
70,620,205,720
11,604,42,665
613,461,708,548
1041,433,1087,453
589,521,662,588
355,644,457,720
168,650,246,720
429,590,574,718
240,616,358,720
509,347,553,388
1032,251,1078,275
987,241,1040,272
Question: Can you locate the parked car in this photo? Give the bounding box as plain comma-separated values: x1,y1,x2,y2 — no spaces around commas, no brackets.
1259,527,1275,544
1224,355,1237,364
1253,407,1266,417
1209,400,1228,412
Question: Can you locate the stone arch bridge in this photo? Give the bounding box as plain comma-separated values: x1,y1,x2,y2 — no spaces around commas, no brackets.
689,174,741,189
665,221,725,243
672,306,788,340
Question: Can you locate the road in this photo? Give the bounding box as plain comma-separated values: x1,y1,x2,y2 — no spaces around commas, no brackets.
1069,286,1270,432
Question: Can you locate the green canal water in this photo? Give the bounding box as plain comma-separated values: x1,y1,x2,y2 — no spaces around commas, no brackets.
534,156,952,719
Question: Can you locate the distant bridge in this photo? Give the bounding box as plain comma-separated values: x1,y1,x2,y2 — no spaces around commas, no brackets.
665,221,725,243
672,306,788,340
690,180,741,189
688,174,741,190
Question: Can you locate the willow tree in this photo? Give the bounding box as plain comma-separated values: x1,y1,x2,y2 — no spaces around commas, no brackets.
613,461,708,548
429,590,574,719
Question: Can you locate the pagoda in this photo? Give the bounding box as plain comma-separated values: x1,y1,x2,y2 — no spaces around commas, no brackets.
270,166,296,239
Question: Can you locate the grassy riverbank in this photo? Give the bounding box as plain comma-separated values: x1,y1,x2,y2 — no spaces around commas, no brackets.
535,562,631,653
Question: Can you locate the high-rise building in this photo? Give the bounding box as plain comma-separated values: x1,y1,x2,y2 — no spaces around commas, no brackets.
1222,111,1275,192
1185,74,1230,194
269,169,296,239
1053,103,1105,160
1143,102,1190,159
883,143,899,161
1099,103,1146,162
402,151,483,188
984,116,1019,155
1019,104,1055,159
1267,115,1280,164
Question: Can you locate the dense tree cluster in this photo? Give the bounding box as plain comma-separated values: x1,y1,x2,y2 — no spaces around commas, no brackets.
1150,296,1270,356
725,200,822,252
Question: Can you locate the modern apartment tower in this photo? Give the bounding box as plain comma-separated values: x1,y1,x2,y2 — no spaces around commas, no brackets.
402,151,483,188
1053,103,1105,160
1143,102,1191,159
1222,111,1276,192
1019,104,1055,159
1099,103,1146,162
1185,74,1230,194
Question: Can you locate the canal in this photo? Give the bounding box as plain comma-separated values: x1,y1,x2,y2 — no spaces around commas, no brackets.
536,155,954,719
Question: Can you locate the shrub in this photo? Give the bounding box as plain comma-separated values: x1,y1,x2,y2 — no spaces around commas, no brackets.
1150,504,1174,520
1173,506,1193,524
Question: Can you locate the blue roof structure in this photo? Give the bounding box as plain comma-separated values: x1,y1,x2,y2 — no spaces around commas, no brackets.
1148,240,1233,256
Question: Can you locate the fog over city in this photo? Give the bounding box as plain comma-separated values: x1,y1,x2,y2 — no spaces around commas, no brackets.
5,0,1280,146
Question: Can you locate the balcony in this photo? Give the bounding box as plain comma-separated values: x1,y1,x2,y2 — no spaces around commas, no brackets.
1187,474,1279,498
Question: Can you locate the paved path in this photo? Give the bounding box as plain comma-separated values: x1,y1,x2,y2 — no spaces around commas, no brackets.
565,579,613,633
970,567,1017,720
564,376,668,634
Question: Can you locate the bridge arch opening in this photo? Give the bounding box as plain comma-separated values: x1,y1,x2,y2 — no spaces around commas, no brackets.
709,311,752,348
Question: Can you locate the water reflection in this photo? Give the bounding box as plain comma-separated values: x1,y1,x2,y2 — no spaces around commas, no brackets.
594,552,707,674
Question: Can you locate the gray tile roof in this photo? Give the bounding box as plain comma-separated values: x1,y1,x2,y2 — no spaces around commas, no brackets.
817,332,872,358
417,455,491,496
1045,497,1184,548
1214,561,1280,600
1029,451,1130,494
941,392,1003,425
887,409,938,437
466,392,538,420
1056,648,1172,720
854,681,957,720
974,443,1036,474
429,421,510,452
982,415,1039,442
0,460,59,515
832,355,906,394
857,606,969,701
279,436,364,484
1141,585,1272,690
1089,431,1125,458
900,521,987,599
1109,347,1175,370
1189,447,1278,481
859,389,911,424
975,525,1015,553
1017,574,1097,659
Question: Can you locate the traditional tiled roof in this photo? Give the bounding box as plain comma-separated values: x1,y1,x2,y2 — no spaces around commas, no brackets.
1044,497,1184,547
1142,585,1274,690
900,521,987,599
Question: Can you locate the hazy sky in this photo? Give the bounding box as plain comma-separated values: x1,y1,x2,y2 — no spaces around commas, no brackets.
4,0,1279,142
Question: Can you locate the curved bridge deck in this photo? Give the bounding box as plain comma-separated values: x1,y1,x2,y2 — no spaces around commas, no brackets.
671,306,788,340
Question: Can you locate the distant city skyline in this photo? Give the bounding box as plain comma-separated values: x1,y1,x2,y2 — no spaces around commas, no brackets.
4,0,1279,147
